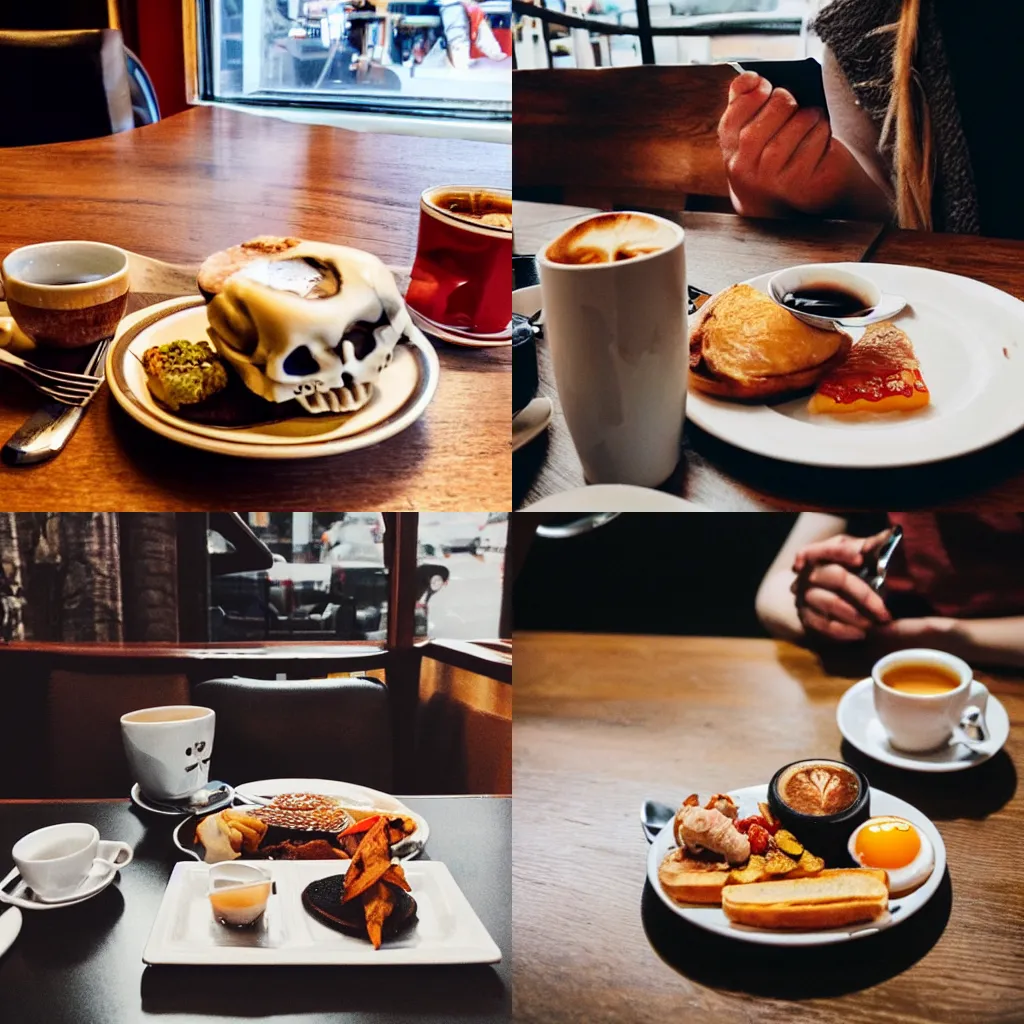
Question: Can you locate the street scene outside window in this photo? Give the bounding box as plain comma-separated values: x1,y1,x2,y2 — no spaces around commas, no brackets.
208,513,507,643
514,0,824,70
206,0,511,114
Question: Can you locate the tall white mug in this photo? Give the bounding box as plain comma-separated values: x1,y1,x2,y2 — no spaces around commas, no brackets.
538,211,688,487
120,705,215,802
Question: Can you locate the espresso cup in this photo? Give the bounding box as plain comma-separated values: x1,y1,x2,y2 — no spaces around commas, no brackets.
538,211,687,486
872,648,989,753
406,185,512,338
1,240,130,349
13,823,132,902
121,705,215,802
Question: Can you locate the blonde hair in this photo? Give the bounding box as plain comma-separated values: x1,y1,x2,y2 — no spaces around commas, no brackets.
878,0,934,230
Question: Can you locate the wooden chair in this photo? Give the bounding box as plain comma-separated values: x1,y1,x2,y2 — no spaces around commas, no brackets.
513,64,736,211
0,29,134,146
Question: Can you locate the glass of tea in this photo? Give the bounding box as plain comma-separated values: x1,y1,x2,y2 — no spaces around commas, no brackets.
405,185,512,342
871,648,989,753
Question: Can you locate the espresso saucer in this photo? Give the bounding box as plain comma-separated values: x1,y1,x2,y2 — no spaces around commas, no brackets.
408,306,512,348
130,781,234,817
836,677,1009,773
0,842,131,911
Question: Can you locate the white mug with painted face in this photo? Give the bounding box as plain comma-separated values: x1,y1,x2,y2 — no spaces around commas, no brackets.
120,705,215,802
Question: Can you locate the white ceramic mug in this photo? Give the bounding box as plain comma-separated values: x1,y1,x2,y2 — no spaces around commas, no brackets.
120,705,216,802
872,648,989,753
538,212,688,486
13,823,132,901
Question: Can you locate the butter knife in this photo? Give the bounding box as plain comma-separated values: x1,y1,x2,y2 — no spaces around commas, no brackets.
1,339,111,466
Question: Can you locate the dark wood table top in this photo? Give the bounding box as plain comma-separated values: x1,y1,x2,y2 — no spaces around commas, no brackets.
514,202,1024,511
513,632,1024,1024
0,796,510,1023
0,106,511,511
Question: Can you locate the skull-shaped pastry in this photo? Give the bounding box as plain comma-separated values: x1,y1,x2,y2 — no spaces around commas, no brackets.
203,240,424,415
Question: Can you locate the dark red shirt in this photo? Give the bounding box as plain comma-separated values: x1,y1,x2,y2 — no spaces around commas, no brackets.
849,513,1024,619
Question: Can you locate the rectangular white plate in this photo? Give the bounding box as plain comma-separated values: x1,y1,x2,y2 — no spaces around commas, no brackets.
143,860,501,966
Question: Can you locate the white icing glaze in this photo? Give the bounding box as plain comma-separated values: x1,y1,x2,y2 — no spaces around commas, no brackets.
206,241,425,415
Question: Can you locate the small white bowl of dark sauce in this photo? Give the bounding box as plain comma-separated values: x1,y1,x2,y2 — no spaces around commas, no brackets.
768,264,906,331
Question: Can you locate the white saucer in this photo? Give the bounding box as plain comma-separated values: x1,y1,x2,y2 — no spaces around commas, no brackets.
523,485,703,512
408,305,512,347
0,842,131,911
131,782,235,817
837,677,1009,772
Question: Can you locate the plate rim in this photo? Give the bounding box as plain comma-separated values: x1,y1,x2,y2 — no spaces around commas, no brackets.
646,782,947,946
142,859,501,966
686,262,1024,469
836,677,1008,773
106,297,440,459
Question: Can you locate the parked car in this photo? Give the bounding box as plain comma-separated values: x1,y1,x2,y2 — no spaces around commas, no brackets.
210,546,449,641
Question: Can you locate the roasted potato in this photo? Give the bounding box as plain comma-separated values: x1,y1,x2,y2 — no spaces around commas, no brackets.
758,802,777,828
796,849,825,875
727,855,766,886
774,830,804,857
763,850,798,876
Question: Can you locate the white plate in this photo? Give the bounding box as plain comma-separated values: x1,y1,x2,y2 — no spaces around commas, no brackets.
130,782,235,817
106,298,439,459
0,842,131,911
143,860,501,966
511,284,540,318
647,783,946,946
408,305,511,347
687,263,1024,468
837,677,1009,772
523,485,702,512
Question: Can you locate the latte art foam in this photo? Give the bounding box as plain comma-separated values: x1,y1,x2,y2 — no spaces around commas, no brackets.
544,212,679,266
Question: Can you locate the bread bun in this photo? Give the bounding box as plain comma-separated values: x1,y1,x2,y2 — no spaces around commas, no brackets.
721,868,888,929
690,283,852,401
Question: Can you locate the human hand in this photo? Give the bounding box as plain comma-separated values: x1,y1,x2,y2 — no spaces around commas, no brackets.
790,530,893,642
718,72,863,218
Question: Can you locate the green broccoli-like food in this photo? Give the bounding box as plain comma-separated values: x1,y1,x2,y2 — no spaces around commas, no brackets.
141,339,228,411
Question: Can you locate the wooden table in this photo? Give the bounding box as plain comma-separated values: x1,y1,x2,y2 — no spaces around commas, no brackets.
0,796,510,1023
514,202,1024,511
0,106,511,510
513,632,1024,1024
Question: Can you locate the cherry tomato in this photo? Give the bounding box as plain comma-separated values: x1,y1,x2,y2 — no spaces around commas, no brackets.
747,823,770,856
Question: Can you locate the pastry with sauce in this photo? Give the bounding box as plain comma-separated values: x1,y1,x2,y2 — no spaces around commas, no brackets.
809,322,930,414
689,284,853,401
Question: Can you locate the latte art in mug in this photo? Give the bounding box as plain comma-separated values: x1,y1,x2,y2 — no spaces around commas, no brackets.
544,212,679,265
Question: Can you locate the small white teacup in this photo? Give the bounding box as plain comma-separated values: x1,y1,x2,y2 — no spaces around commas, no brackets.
121,705,215,803
13,823,132,902
872,648,989,754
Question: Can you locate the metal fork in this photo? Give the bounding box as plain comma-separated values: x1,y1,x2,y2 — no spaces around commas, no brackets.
0,341,108,407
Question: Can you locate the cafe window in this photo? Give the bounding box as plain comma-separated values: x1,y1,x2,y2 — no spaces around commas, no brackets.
197,0,512,119
514,0,824,69
417,513,507,639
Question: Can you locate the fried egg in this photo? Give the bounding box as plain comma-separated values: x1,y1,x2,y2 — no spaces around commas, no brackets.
848,816,934,895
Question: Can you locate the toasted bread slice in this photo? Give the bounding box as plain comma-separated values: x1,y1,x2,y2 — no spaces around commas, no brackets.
690,284,852,401
808,321,929,414
658,850,731,904
721,868,888,930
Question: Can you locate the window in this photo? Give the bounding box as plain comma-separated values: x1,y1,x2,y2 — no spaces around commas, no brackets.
417,513,507,639
200,0,511,119
514,0,824,69
208,512,391,642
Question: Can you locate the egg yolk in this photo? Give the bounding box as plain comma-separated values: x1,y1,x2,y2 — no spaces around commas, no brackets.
854,817,921,868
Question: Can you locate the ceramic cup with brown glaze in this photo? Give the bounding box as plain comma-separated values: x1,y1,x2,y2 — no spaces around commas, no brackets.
1,240,130,348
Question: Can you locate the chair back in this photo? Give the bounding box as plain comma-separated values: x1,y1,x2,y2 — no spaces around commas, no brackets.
0,29,134,146
514,64,736,209
0,0,114,30
125,46,160,126
193,676,394,792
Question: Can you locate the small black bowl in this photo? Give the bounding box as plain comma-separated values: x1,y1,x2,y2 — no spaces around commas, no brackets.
767,758,871,868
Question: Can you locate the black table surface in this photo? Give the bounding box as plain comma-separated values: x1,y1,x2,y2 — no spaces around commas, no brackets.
0,796,510,1024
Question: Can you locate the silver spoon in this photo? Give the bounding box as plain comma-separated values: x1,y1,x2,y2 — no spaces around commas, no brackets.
956,705,989,746
641,799,675,844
